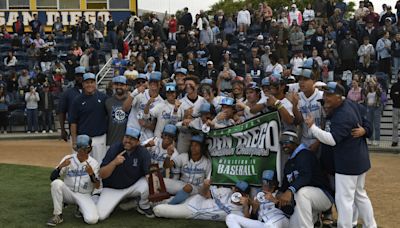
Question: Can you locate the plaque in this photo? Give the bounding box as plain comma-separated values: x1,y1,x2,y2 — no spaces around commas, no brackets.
148,164,170,202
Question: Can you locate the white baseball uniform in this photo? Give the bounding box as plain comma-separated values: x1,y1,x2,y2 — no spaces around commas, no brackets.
164,153,211,195
145,100,178,138
126,89,164,141
172,95,207,153
50,154,100,224
154,186,244,221
147,137,178,175
226,192,289,228
298,89,324,147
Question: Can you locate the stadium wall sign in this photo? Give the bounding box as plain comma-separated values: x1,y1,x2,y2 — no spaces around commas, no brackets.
0,11,131,27
207,111,282,186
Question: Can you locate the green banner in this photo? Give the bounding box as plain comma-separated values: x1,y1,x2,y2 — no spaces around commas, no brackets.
207,111,281,186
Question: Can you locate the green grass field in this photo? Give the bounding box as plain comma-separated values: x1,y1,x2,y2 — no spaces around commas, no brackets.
0,164,226,228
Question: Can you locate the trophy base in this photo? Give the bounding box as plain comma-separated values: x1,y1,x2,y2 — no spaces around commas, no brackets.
148,192,171,202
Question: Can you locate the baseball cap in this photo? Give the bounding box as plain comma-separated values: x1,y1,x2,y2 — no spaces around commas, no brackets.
385,17,392,22
165,83,176,92
257,34,264,40
235,180,249,193
191,134,204,143
301,69,313,79
75,66,86,74
112,75,127,84
246,82,261,91
322,82,345,96
314,81,327,88
207,61,213,65
220,97,235,106
175,68,188,75
300,58,314,69
261,77,270,86
199,102,212,113
149,71,162,81
76,135,91,149
270,72,283,85
125,127,141,139
201,78,213,85
279,131,299,145
137,73,147,80
162,124,177,136
345,30,351,35
262,170,275,181
83,73,96,81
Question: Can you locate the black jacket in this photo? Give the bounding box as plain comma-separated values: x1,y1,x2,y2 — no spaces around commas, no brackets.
391,82,400,108
38,91,55,111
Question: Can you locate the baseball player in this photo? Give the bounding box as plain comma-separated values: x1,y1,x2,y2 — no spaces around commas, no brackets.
163,134,212,205
96,127,154,220
69,73,108,163
143,83,179,138
225,170,290,228
288,58,324,152
123,71,164,141
211,97,236,128
144,124,179,176
171,76,207,153
46,135,100,226
177,102,215,132
154,180,251,222
277,131,333,228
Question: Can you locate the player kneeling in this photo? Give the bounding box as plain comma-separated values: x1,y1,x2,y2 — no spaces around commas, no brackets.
154,180,251,221
226,170,290,228
47,135,100,226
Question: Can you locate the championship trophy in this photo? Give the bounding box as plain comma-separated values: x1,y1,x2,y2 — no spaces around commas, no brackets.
148,164,170,202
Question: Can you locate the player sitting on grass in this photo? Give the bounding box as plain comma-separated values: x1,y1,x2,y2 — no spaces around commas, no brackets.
162,134,212,204
154,180,251,221
225,170,290,228
47,135,100,226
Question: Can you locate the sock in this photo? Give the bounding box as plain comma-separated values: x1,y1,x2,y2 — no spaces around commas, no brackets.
168,189,190,205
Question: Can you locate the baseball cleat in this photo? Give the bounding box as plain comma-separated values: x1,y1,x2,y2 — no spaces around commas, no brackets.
46,214,63,226
137,206,155,218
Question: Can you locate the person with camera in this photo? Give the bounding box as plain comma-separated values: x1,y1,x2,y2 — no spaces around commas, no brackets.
25,85,40,133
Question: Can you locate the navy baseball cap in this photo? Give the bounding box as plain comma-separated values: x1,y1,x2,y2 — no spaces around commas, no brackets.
199,102,212,113
83,73,96,81
235,180,249,192
76,135,91,149
280,131,299,145
322,82,345,96
175,68,187,75
125,127,141,139
220,97,235,106
261,77,270,86
137,73,147,80
75,66,86,74
163,124,177,136
112,75,127,84
149,71,162,81
165,83,176,92
191,134,204,143
262,170,275,181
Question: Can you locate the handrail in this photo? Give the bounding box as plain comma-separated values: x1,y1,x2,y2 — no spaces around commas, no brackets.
96,31,134,85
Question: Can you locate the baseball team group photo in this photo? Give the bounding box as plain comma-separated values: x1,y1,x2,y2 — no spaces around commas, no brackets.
0,0,399,227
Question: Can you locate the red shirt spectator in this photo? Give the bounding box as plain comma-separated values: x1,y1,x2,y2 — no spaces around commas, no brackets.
169,17,177,33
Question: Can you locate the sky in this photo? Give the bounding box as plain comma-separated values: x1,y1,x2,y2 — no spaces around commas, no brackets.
138,0,399,17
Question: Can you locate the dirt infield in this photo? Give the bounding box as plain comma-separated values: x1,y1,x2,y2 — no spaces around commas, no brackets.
0,139,399,227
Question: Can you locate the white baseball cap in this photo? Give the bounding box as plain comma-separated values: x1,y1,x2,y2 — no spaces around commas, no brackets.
207,61,213,65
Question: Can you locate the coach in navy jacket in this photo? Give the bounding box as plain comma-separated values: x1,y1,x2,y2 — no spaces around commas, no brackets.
306,82,377,228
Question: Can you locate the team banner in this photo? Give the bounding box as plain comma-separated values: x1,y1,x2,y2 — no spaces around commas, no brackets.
207,111,281,186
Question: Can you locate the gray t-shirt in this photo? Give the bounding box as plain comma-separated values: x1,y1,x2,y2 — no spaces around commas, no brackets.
105,95,129,146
